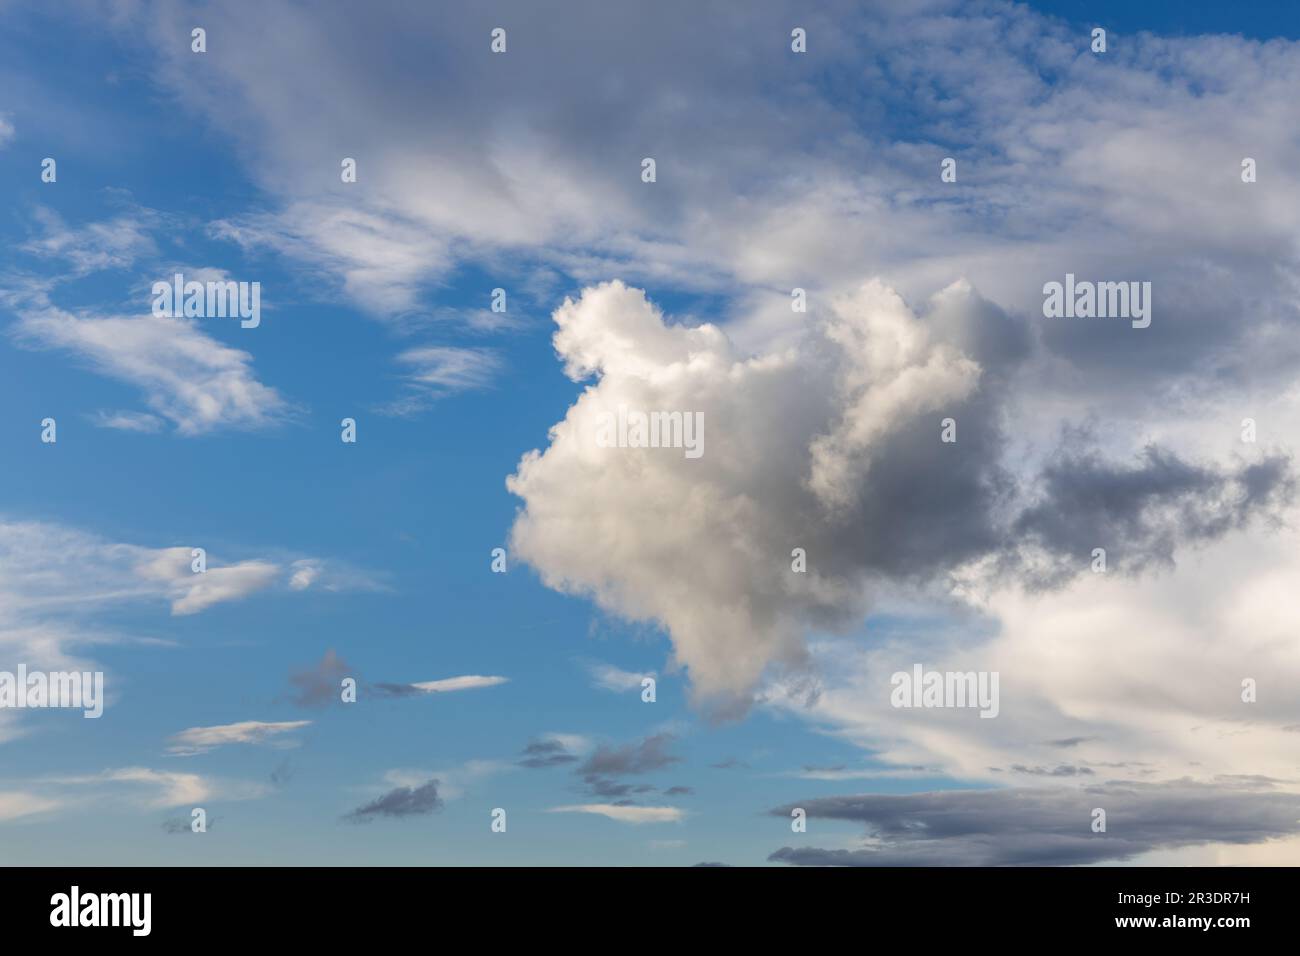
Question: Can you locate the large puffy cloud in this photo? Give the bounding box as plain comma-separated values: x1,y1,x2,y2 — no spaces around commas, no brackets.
507,281,1289,712
508,279,844,707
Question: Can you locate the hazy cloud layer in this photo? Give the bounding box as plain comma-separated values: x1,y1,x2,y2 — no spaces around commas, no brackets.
97,0,1300,404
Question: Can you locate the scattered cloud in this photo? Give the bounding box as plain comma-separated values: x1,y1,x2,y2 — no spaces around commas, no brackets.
0,518,332,687
519,737,582,769
134,548,280,616
579,733,680,778
343,780,443,822
288,650,354,709
584,660,654,693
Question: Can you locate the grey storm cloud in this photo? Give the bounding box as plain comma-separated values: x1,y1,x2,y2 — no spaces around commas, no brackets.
343,781,443,822
581,778,660,800
288,650,353,709
519,738,582,769
769,780,1300,866
583,779,633,799
579,734,681,777
1007,444,1294,587
571,733,683,801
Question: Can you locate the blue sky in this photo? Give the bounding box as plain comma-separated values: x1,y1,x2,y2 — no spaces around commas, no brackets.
1028,0,1300,40
3,0,1300,866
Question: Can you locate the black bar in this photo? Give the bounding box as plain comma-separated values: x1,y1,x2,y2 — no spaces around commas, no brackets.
2,866,1284,941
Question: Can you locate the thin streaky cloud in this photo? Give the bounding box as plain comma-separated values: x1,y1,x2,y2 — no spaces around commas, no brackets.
165,720,312,756
547,804,685,825
408,675,509,694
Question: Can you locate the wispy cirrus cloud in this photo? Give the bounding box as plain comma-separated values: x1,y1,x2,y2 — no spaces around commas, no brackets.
376,346,503,417
165,720,312,756
0,790,62,822
89,409,166,433
134,548,281,616
11,304,293,436
0,519,360,744
2,205,293,436
368,674,510,699
40,767,268,810
0,519,296,644
210,203,454,320
20,206,160,276
583,660,654,693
